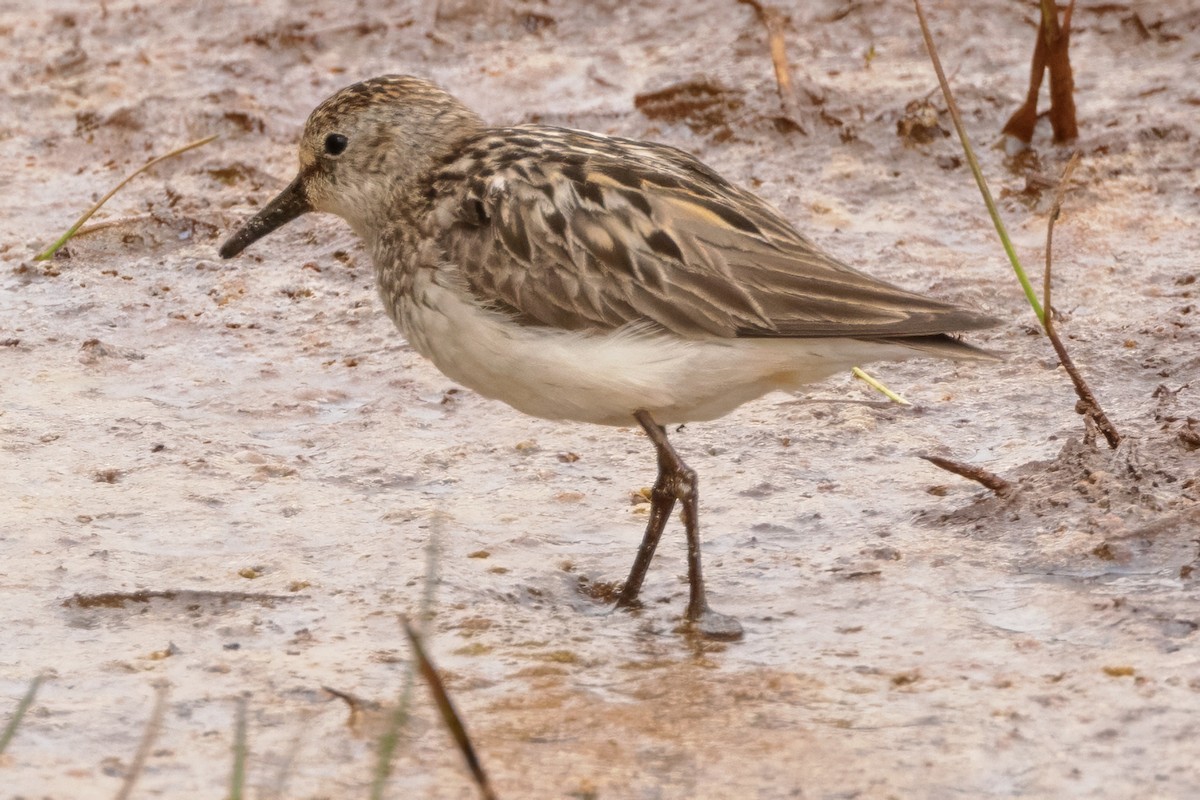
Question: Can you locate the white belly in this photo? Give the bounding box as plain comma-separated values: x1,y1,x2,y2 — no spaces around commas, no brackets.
395,275,916,426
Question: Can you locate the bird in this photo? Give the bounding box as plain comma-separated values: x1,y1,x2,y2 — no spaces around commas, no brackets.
220,74,997,640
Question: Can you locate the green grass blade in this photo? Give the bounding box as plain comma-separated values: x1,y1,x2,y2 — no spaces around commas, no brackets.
34,134,218,261
228,696,248,800
912,0,1045,324
370,517,443,799
369,672,416,800
0,673,46,756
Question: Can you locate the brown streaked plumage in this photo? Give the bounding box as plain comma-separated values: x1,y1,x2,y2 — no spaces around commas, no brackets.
220,74,999,640
433,125,993,341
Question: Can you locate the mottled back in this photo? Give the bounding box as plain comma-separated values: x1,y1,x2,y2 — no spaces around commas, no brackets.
428,126,994,339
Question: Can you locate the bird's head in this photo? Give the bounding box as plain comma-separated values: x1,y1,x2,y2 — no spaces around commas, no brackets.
219,74,482,258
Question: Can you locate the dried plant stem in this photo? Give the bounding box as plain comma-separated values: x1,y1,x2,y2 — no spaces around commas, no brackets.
1044,154,1121,447
73,214,155,239
1003,0,1079,143
403,616,498,800
114,682,170,800
920,454,1013,497
737,0,817,131
34,134,218,261
1042,0,1078,142
852,367,911,406
1001,6,1048,143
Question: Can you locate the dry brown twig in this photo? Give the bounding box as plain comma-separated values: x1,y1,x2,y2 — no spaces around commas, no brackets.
1043,0,1078,141
1044,152,1122,448
920,454,1014,497
403,616,497,800
1002,0,1078,144
736,0,823,132
114,682,170,800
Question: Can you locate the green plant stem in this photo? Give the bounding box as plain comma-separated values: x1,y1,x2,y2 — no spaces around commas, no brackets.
229,696,247,800
34,134,218,261
370,518,443,799
0,674,45,756
912,0,1045,324
369,673,416,800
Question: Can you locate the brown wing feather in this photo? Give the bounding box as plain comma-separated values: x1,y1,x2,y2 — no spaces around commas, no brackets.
431,126,996,339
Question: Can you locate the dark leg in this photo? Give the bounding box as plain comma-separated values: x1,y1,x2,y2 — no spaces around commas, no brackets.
615,416,677,609
615,410,743,640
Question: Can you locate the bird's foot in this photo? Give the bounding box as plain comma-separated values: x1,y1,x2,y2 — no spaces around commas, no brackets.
687,606,744,641
613,585,643,611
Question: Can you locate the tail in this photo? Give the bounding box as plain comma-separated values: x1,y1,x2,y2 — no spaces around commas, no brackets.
857,333,1002,362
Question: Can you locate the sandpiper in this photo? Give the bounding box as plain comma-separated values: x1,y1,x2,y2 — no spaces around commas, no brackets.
221,74,996,640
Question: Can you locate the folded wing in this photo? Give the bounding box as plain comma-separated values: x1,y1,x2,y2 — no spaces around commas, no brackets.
430,126,996,340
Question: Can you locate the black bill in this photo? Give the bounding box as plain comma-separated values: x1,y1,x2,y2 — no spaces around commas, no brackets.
219,175,312,259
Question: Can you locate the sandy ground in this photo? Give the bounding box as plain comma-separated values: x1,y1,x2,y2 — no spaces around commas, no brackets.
2,1,1199,798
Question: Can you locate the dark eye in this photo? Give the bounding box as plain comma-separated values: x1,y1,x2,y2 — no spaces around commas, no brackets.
324,133,348,156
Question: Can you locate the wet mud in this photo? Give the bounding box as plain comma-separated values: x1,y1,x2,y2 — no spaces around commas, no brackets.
2,1,1199,797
